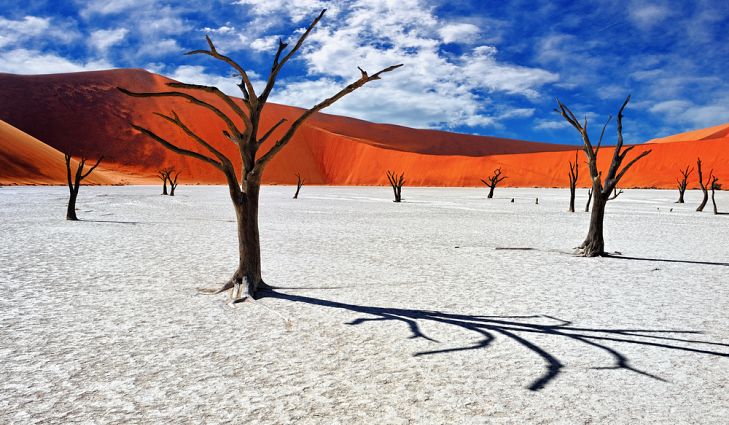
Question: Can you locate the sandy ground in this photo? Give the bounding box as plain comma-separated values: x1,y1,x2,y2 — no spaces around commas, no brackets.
1,185,728,424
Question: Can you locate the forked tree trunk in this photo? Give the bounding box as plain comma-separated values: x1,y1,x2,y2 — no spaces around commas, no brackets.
162,180,168,195
293,173,304,199
66,189,79,220
568,151,579,212
556,95,651,257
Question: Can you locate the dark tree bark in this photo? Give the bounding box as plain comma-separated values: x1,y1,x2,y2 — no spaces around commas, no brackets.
585,188,592,212
696,158,711,212
710,175,720,215
119,10,401,302
293,172,304,199
169,171,181,196
481,167,507,199
608,188,623,200
556,95,651,256
568,151,579,212
675,165,692,203
158,167,174,195
64,153,103,221
386,170,404,202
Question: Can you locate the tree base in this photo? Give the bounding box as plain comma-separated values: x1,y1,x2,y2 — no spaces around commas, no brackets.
197,269,273,304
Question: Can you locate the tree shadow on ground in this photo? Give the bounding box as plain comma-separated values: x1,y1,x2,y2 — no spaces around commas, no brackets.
80,219,140,225
263,290,729,391
606,255,729,267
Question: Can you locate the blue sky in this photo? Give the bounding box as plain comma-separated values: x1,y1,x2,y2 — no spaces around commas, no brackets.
1,0,728,145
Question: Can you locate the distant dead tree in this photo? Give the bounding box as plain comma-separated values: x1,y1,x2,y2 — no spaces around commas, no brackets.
158,167,174,195
710,175,721,215
556,95,651,256
293,173,304,199
119,10,401,301
675,165,692,203
696,158,711,212
608,188,623,200
64,153,103,221
585,188,592,212
568,151,579,212
169,170,181,196
386,170,404,202
481,167,507,199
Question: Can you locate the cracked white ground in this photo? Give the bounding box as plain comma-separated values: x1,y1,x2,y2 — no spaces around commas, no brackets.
1,186,728,424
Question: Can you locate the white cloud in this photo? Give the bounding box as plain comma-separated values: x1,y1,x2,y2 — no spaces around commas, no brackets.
438,23,480,44
628,3,673,30
649,99,729,128
0,15,78,48
89,28,129,52
231,0,559,128
0,48,111,74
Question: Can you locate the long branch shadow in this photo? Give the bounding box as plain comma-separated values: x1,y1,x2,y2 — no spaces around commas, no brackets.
80,219,141,225
606,255,729,267
263,290,729,391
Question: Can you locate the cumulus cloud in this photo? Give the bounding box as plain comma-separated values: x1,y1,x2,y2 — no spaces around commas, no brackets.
225,0,559,128
0,48,111,74
89,28,129,52
649,99,729,128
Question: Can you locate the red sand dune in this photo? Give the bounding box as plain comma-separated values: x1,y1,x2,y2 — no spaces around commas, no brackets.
0,69,727,188
0,120,130,185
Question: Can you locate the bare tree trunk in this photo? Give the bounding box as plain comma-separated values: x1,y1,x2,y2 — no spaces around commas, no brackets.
293,173,304,199
386,170,404,202
710,176,720,215
162,180,168,195
696,159,709,212
585,188,592,212
482,167,506,199
487,185,495,199
169,171,180,196
581,190,606,256
568,151,579,212
66,189,79,221
230,181,264,299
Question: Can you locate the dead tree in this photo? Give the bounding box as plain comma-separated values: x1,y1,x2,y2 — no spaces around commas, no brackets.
585,188,592,212
386,170,404,202
696,158,711,212
119,10,401,301
293,173,304,199
556,95,651,256
675,165,692,203
568,151,579,212
608,188,623,200
481,167,507,199
169,170,181,196
64,153,103,221
710,175,720,215
158,167,174,195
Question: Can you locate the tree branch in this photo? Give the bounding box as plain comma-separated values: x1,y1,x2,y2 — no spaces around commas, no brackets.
254,64,402,172
130,123,223,171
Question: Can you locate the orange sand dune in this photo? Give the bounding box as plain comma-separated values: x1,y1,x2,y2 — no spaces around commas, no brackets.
649,122,729,144
0,120,130,185
0,69,727,188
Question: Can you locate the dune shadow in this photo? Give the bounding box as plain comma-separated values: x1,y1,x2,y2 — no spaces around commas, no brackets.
262,290,729,391
606,255,729,267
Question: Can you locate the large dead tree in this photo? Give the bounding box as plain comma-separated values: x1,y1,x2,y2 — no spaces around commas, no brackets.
675,165,692,203
568,151,579,212
158,167,174,195
169,170,181,196
64,153,103,221
293,173,304,199
481,167,507,199
556,95,651,256
386,170,404,202
696,158,711,212
710,175,721,215
119,10,401,301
